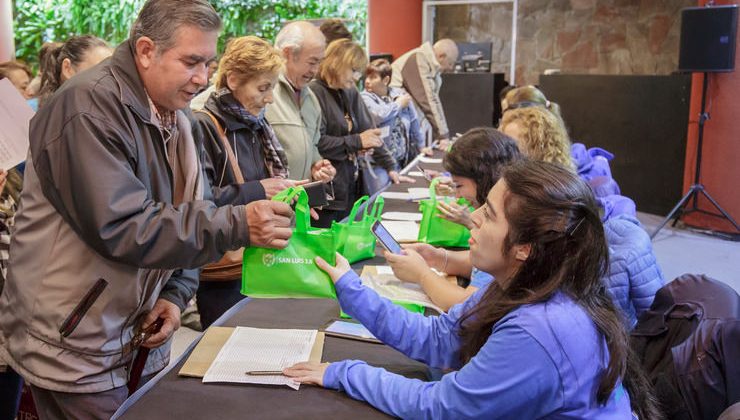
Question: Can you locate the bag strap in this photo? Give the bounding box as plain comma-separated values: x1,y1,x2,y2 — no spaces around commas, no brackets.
196,110,245,184
428,177,441,203
347,196,370,225
364,196,384,220
273,186,310,233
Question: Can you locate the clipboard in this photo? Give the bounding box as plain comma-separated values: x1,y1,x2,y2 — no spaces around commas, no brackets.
178,327,325,378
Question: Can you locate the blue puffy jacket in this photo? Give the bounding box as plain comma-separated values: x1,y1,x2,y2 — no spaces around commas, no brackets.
603,215,665,329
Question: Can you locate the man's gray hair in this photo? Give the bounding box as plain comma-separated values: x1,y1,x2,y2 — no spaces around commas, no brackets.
275,21,325,56
275,22,306,53
130,0,222,52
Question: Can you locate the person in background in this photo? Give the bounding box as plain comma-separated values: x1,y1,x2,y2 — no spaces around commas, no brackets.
191,35,299,328
319,18,352,45
500,105,575,170
390,39,459,145
0,1,294,417
37,35,112,107
500,105,664,328
22,42,63,110
502,85,624,200
386,128,521,311
361,58,424,169
0,168,23,420
266,21,335,183
285,160,662,420
309,39,406,227
0,61,33,98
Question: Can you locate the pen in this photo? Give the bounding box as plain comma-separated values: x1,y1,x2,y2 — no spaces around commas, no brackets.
245,370,284,376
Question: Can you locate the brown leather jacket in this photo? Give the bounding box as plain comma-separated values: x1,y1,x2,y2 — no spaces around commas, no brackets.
0,39,250,393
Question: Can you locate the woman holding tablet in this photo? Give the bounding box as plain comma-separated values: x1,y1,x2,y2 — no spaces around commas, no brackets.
386,127,521,311
284,160,660,419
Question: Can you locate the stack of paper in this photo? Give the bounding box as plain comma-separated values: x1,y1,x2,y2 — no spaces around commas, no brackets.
381,220,419,242
407,188,430,200
381,211,423,222
380,191,411,200
418,156,442,164
202,327,317,390
0,79,33,169
360,267,443,313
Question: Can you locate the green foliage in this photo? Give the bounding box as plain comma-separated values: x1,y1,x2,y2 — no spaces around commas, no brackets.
12,0,367,67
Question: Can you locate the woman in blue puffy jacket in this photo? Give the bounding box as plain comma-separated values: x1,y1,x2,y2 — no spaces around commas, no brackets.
285,160,662,420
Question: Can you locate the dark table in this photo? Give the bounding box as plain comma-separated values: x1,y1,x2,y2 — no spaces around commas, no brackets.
114,298,431,420
113,151,448,420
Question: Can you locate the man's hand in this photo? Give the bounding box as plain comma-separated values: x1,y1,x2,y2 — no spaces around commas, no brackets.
283,362,331,386
141,299,180,349
359,129,383,149
311,159,336,182
260,178,299,199
245,200,294,248
388,171,415,184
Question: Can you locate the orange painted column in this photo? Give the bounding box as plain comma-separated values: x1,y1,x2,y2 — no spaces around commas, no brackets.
681,0,740,233
367,0,422,60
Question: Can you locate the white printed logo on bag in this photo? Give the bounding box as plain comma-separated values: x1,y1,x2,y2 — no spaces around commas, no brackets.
262,252,312,267
262,253,276,267
356,241,374,251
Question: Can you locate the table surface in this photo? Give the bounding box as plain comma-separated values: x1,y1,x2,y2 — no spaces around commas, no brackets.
115,152,447,420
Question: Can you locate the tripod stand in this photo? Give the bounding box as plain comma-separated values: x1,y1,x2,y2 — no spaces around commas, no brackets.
651,72,740,239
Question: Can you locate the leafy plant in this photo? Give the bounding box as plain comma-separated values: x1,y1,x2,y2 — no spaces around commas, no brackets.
12,0,367,68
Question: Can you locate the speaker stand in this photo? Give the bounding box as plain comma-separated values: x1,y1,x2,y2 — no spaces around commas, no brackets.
650,72,740,239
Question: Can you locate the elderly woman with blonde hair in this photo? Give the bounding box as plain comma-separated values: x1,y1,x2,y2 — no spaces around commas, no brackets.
192,35,302,328
499,105,575,171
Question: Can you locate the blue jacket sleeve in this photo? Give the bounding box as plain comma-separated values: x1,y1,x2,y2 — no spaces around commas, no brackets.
360,91,401,126
323,321,563,419
334,271,481,369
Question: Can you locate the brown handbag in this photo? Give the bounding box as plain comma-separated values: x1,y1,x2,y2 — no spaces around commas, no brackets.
198,110,245,281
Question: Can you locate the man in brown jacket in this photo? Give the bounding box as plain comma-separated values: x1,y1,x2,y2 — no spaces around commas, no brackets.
390,39,459,143
0,1,293,418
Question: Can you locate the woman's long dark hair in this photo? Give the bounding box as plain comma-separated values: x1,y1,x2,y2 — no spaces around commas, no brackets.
443,127,521,206
38,35,108,107
458,160,661,419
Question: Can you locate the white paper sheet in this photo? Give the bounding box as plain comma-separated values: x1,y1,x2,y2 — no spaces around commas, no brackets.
380,191,411,200
0,79,33,169
202,327,317,390
381,211,423,222
362,272,443,313
407,171,425,177
407,188,430,200
418,156,442,164
381,220,420,242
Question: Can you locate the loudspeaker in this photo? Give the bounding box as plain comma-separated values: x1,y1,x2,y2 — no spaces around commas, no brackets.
679,5,738,72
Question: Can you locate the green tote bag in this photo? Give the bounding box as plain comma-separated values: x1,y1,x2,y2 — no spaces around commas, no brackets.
417,178,473,248
242,186,337,298
332,196,384,264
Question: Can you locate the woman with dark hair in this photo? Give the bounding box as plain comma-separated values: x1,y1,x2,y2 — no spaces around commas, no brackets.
37,35,111,107
386,127,521,310
285,160,661,419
